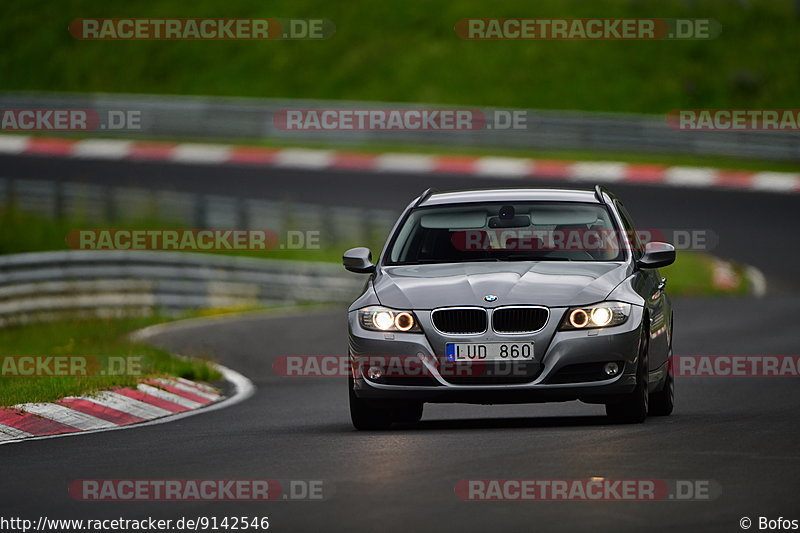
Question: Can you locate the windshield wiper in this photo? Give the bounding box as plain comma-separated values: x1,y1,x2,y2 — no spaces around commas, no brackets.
501,256,574,262
394,257,502,265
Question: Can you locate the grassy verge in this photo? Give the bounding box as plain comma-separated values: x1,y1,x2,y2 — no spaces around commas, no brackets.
662,251,750,297
0,316,221,407
1,1,798,114
0,204,361,262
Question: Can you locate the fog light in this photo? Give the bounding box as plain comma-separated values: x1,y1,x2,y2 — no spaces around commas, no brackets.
604,362,620,376
367,366,382,380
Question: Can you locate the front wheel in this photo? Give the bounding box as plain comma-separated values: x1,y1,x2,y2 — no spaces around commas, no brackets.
606,330,649,424
349,376,423,430
649,344,674,416
648,370,673,416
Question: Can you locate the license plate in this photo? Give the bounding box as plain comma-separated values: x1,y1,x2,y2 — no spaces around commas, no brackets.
446,342,534,362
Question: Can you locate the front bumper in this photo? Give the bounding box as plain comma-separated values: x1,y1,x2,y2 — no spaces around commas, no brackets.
348,305,644,404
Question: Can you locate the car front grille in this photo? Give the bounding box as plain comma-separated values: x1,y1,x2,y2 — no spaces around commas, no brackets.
492,307,549,333
431,308,487,334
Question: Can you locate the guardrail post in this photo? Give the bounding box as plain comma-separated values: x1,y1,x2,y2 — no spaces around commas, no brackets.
104,185,117,222
236,197,250,230
322,206,336,248
54,180,65,221
195,194,209,229
4,177,15,207
281,200,292,238
363,209,377,250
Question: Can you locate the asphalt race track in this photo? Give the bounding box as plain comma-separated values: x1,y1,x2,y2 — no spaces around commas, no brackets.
1,153,799,532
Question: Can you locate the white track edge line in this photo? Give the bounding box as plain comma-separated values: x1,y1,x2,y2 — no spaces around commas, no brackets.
745,265,768,298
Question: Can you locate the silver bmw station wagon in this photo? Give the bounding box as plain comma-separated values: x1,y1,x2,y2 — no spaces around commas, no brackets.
344,186,675,429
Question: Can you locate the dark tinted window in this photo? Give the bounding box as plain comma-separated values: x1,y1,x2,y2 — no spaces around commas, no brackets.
386,202,624,265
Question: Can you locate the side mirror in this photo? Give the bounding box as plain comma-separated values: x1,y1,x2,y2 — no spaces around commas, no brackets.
343,247,375,274
637,242,675,269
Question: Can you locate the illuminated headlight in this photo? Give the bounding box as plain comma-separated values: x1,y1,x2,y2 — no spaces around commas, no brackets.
358,306,422,333
560,302,631,330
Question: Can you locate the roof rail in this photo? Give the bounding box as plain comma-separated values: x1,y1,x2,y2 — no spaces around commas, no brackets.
414,187,437,207
594,184,610,204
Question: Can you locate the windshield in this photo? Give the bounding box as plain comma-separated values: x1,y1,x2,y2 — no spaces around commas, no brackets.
386,201,625,265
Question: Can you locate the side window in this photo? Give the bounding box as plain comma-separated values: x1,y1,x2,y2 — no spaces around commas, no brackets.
614,200,644,259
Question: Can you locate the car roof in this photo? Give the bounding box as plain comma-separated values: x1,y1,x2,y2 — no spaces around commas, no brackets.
418,188,601,207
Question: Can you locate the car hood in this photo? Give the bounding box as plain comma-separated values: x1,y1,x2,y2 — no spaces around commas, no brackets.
374,261,630,309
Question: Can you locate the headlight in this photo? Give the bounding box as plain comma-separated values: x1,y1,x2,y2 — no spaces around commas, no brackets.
559,302,631,330
358,306,422,333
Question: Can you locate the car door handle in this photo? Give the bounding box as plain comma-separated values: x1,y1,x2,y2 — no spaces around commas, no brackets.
657,278,667,291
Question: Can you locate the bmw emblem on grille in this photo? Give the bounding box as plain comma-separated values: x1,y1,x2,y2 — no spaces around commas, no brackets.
484,295,498,302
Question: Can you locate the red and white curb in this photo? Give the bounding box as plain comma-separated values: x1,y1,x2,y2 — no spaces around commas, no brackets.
1,134,798,194
0,365,254,445
708,258,767,298
0,378,217,443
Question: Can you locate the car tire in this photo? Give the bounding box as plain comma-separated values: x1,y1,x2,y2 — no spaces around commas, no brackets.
392,401,424,425
649,331,674,416
606,329,649,424
349,375,393,430
648,370,674,416
349,375,423,429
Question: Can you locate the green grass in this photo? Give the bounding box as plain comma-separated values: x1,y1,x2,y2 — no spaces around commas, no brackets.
0,204,185,255
1,0,798,114
0,316,221,406
0,204,370,262
662,251,749,297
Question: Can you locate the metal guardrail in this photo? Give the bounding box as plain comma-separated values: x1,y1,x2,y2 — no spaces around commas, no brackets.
0,250,363,326
2,92,799,160
0,176,399,249
0,174,388,326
